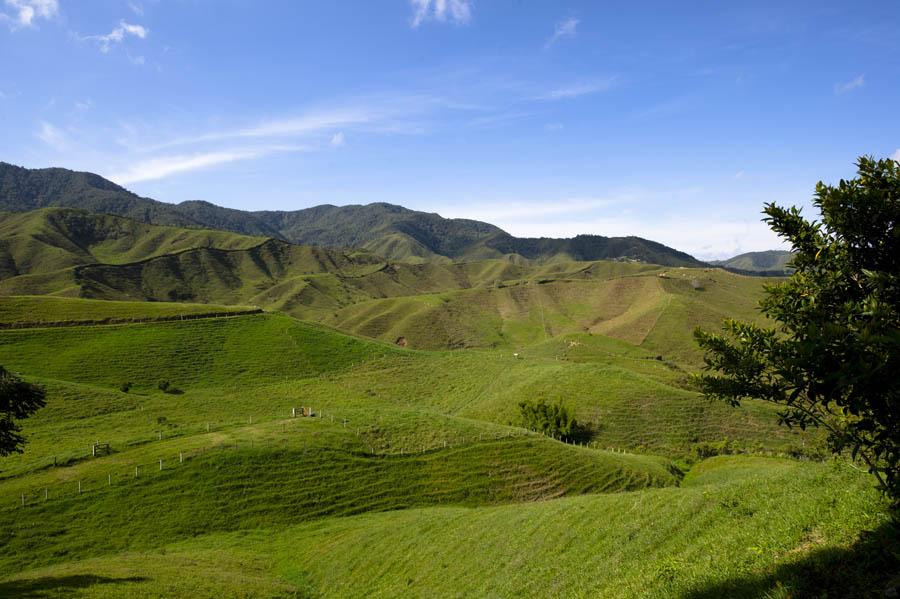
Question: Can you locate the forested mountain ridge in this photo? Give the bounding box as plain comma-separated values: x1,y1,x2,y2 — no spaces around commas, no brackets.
0,162,704,266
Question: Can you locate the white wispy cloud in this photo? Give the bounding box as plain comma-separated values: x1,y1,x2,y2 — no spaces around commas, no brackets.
410,0,471,28
103,95,456,184
545,17,578,49
83,20,148,53
36,120,68,150
536,77,617,101
1,0,57,28
107,145,310,185
835,74,864,94
143,107,377,151
128,1,143,16
892,149,900,161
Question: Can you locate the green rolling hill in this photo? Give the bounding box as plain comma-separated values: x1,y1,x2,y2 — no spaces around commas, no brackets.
0,305,891,597
0,176,893,597
712,250,794,275
0,207,769,363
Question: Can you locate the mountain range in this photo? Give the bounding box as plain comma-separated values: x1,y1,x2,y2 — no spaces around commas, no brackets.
0,161,704,267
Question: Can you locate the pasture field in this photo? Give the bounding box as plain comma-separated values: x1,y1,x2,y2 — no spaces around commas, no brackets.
0,297,893,597
0,295,257,325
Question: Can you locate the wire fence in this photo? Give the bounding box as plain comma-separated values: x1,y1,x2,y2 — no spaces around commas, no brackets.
5,406,640,511
0,309,264,330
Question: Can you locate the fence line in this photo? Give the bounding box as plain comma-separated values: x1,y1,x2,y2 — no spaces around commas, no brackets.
0,309,264,330
5,405,680,511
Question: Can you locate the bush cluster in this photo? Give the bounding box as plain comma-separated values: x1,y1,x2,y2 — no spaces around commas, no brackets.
518,399,578,440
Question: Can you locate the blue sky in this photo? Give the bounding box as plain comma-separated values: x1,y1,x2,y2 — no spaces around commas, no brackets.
1,0,898,259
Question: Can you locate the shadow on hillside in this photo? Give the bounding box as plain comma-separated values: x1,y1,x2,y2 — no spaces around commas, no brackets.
682,520,899,599
0,574,148,597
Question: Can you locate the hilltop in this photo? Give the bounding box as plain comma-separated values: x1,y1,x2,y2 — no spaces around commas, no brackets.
712,250,793,275
0,208,769,362
0,162,704,266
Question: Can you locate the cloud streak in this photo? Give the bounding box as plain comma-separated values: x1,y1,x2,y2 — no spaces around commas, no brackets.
36,120,68,150
835,74,864,94
535,77,617,101
410,0,471,28
141,107,378,151
107,145,311,185
545,17,578,49
83,20,148,53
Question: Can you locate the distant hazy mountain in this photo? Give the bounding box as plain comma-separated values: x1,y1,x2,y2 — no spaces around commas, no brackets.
712,250,793,275
0,162,704,267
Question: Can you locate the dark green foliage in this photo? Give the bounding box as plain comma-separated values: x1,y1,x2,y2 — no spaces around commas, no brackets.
486,234,704,266
0,162,704,266
518,399,578,440
0,365,45,456
158,381,170,392
694,157,900,504
693,439,734,459
120,381,133,393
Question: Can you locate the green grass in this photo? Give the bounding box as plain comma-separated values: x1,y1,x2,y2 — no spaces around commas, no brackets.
0,313,394,391
0,308,891,598
2,457,892,598
0,207,268,277
0,296,256,324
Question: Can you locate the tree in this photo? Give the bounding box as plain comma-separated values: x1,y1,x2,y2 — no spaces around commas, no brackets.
694,157,900,505
0,365,46,456
518,398,578,440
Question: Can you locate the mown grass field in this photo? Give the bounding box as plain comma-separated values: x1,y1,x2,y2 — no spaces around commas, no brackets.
0,296,893,597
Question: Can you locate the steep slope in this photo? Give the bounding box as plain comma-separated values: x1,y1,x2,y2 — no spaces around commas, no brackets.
1,163,705,265
0,162,279,236
0,207,267,278
712,250,793,275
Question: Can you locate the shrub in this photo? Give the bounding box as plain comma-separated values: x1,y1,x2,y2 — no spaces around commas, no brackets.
518,399,578,440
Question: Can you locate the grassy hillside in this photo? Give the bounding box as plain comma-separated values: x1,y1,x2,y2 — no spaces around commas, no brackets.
712,250,794,275
321,267,773,364
0,207,268,278
1,261,773,367
0,304,891,597
0,296,256,325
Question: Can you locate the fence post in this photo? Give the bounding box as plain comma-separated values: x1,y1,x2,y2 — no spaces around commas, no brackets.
20,494,24,507
180,452,184,463
78,481,82,494
135,466,139,478
108,473,112,486
159,459,163,471
44,488,48,501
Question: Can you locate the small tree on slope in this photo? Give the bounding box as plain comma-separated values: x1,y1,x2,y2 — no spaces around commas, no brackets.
694,157,900,506
0,365,46,456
